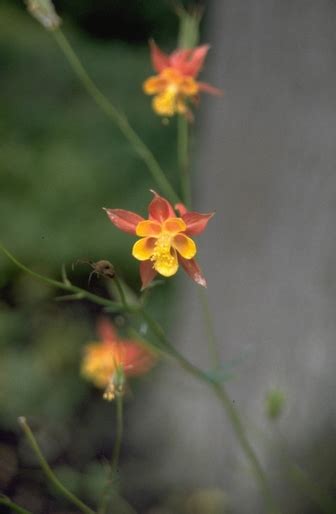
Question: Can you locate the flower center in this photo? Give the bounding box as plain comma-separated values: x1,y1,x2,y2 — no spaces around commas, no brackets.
151,233,175,273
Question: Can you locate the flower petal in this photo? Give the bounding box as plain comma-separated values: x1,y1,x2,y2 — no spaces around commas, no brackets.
179,76,199,96
132,237,156,261
136,220,162,237
170,48,193,72
154,248,179,277
143,75,167,95
174,202,188,216
182,211,215,236
173,233,196,259
179,256,207,287
97,318,118,343
140,261,157,290
186,45,210,76
171,45,210,77
148,191,175,222
163,217,186,234
104,208,144,235
198,82,223,96
152,90,176,116
149,40,170,73
121,340,156,376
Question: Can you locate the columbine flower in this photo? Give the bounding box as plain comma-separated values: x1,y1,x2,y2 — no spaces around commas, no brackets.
104,191,214,289
81,318,156,401
143,40,222,118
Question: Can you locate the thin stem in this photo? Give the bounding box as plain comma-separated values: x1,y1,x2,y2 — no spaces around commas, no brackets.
99,396,124,514
4,245,280,511
18,417,96,514
0,242,123,312
288,464,336,514
198,289,221,369
113,275,127,309
212,386,281,514
140,306,214,383
198,290,281,512
0,497,33,514
139,307,280,513
52,29,179,205
177,114,191,207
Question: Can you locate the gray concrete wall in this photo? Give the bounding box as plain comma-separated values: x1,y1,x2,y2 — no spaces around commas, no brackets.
130,2,336,512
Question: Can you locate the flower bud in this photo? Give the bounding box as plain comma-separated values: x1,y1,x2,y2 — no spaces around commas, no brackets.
103,366,126,402
25,0,61,31
265,389,285,421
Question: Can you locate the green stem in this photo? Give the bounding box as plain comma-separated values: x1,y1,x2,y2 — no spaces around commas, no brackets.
113,275,127,309
52,29,179,205
288,464,336,514
177,114,191,207
198,289,221,369
18,417,96,514
3,244,280,512
99,396,124,514
212,386,281,514
0,497,33,514
0,242,123,312
139,308,281,514
198,279,280,512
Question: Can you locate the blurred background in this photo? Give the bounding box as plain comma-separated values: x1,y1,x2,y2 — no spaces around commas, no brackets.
1,1,336,513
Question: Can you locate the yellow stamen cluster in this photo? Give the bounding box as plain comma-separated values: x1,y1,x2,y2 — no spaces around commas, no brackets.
143,68,199,117
151,233,177,276
132,217,197,278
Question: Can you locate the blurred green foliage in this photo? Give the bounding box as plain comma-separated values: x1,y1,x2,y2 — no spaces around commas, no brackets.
0,4,178,510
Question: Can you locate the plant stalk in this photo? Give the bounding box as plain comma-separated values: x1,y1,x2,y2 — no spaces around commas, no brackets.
52,29,179,205
177,114,191,207
0,496,33,514
99,396,124,514
18,417,96,514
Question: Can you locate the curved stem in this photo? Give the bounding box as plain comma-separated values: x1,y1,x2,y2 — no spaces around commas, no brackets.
3,244,280,511
52,29,179,205
0,242,123,312
99,396,124,514
198,288,221,369
0,496,33,514
177,114,191,207
211,385,281,514
18,417,96,514
113,275,127,309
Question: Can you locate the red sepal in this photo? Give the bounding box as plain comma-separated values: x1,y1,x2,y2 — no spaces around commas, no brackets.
170,44,210,77
104,208,144,235
97,318,118,343
174,202,188,216
198,82,223,96
179,257,207,287
182,211,214,236
149,40,170,73
140,261,157,290
148,190,175,222
122,341,156,376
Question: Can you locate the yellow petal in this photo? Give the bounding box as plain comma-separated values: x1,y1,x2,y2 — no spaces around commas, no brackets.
154,248,179,277
136,220,162,237
152,90,177,116
143,75,167,95
180,77,199,96
132,237,156,261
176,97,188,114
173,233,196,259
163,217,186,234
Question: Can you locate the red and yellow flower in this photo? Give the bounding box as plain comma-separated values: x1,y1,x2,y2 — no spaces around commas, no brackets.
143,40,222,118
81,318,156,400
104,191,214,289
